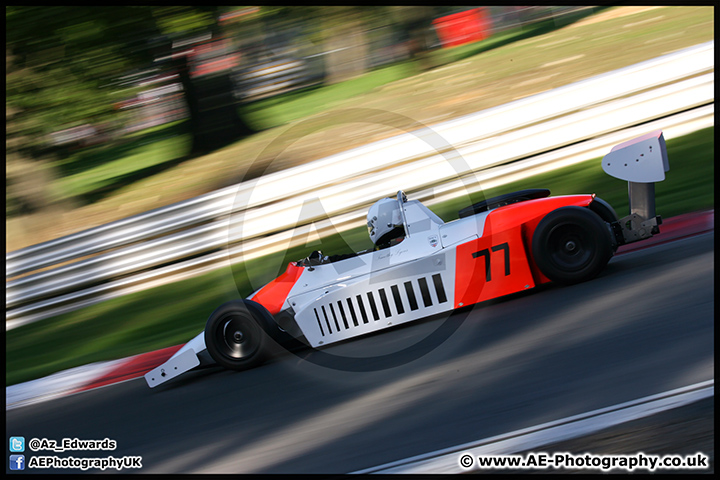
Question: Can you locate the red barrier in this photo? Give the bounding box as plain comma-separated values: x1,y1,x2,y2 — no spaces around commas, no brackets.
433,8,492,48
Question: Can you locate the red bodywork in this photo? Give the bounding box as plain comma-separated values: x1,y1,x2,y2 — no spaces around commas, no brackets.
250,263,304,315
251,194,596,316
454,195,595,308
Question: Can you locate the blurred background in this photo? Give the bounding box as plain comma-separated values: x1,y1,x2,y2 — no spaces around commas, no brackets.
6,6,714,386
6,5,602,252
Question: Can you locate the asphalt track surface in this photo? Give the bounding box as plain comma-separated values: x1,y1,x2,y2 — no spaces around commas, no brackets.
6,232,714,474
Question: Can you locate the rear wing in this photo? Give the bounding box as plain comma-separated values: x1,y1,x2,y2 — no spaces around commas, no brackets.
602,130,670,244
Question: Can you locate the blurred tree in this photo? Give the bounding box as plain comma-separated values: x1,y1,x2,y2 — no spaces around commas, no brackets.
6,6,255,162
6,6,446,217
6,7,152,219
320,7,369,84
389,6,439,72
251,6,392,84
6,47,58,217
148,6,256,153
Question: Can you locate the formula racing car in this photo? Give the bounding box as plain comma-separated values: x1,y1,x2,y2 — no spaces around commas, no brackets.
146,130,670,387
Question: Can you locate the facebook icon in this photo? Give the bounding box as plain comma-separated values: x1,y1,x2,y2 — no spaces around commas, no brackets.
10,455,25,470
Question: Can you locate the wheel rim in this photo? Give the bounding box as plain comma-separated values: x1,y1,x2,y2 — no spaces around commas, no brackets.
215,313,261,360
547,223,593,271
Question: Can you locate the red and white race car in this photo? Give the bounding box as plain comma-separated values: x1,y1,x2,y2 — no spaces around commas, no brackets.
146,131,670,387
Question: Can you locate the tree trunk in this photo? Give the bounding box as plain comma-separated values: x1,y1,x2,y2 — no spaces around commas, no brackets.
324,21,369,85
176,53,255,155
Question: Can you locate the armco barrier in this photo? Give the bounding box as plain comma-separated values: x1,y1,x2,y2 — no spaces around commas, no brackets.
6,104,713,330
5,42,714,328
7,42,713,278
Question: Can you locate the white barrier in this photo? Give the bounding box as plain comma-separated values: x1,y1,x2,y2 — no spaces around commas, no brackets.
7,41,713,277
5,42,715,328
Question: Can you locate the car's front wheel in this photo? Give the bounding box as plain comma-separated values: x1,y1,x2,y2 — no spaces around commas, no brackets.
204,300,273,371
532,206,614,285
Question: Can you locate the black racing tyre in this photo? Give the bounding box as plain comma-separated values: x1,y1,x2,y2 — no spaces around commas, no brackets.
532,206,614,285
204,300,274,371
589,196,620,252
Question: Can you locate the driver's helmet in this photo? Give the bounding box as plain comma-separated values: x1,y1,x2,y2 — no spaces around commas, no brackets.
367,197,405,247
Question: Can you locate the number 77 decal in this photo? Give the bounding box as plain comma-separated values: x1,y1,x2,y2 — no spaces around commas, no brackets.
472,242,510,282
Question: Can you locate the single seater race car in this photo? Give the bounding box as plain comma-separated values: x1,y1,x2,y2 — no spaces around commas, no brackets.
146,130,670,387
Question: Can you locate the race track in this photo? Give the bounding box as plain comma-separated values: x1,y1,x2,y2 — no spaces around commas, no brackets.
6,232,714,474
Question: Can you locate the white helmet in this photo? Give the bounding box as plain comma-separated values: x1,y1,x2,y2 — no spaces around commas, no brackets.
367,197,405,247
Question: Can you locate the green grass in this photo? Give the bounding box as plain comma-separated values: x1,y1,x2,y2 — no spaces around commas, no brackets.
56,131,191,202
241,64,414,130
6,127,713,386
237,9,611,131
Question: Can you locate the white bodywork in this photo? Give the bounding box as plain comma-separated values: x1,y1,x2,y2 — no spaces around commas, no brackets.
285,199,488,348
145,131,668,388
145,197,488,387
145,332,205,388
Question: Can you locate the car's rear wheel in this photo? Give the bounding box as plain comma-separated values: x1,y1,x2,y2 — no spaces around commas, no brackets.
532,206,614,285
589,196,620,252
205,300,272,371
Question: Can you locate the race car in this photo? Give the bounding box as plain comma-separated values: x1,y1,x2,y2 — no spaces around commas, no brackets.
146,130,670,387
